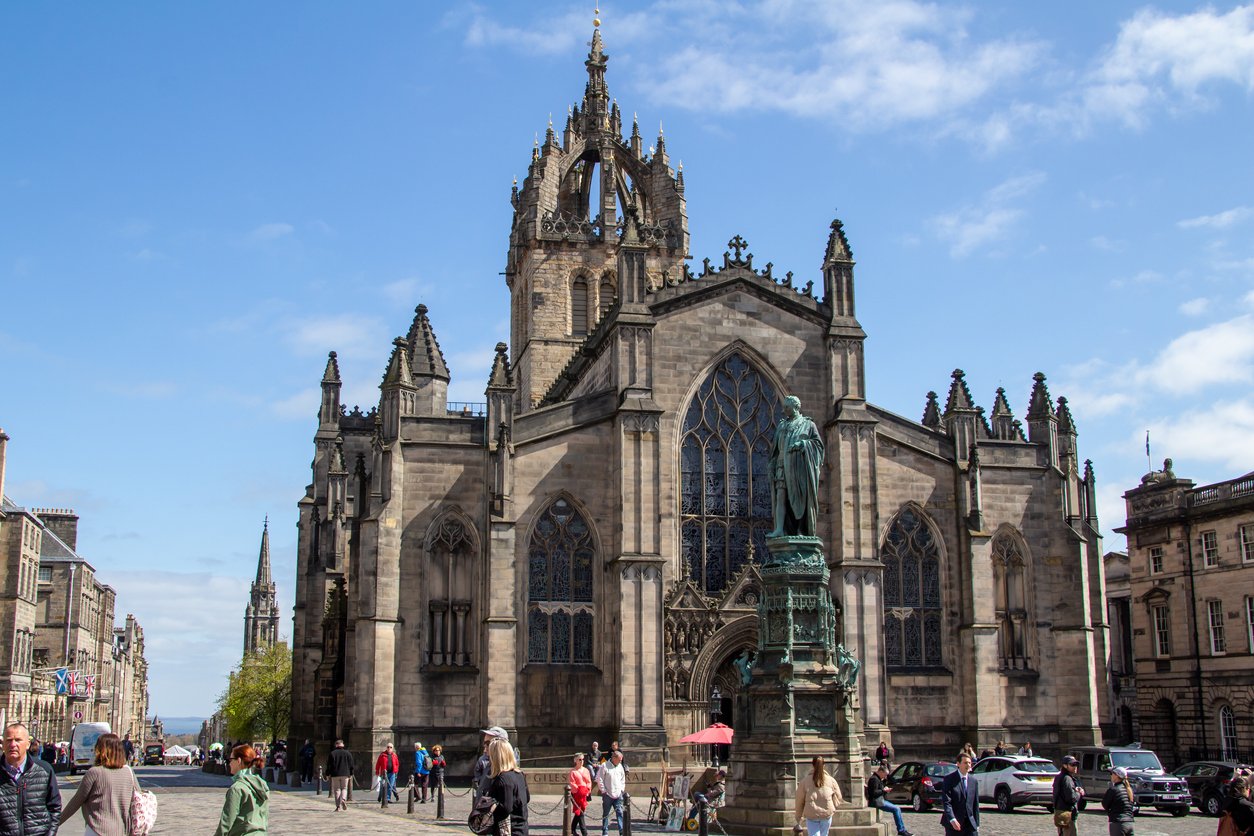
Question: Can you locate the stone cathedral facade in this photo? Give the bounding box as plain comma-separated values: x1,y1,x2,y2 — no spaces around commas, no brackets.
290,25,1109,768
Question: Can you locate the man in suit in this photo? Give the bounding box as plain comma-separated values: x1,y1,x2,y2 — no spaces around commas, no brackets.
940,753,979,836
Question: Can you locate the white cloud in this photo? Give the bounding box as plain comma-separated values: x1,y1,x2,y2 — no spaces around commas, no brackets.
1132,314,1254,393
1110,269,1163,289
1178,206,1252,229
281,313,385,357
271,387,320,421
928,172,1045,258
1090,235,1124,252
250,222,294,242
380,277,429,307
1137,397,1254,472
1179,297,1210,316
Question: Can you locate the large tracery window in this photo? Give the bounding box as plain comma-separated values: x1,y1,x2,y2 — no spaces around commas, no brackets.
680,353,780,594
527,498,595,664
882,507,944,669
992,532,1032,670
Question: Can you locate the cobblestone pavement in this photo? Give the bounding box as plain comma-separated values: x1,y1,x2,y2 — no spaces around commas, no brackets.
52,767,1223,836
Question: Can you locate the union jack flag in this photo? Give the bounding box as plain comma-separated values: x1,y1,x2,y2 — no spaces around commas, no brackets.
54,668,70,695
67,670,79,696
83,675,95,698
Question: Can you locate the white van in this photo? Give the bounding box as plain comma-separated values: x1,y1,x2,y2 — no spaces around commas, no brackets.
69,722,111,775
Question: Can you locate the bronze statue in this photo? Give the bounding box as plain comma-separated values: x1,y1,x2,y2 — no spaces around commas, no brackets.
768,395,824,537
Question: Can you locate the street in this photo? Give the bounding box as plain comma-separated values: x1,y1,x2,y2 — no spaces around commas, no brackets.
51,765,1226,836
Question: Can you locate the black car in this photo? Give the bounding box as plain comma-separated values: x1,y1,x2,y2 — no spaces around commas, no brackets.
885,761,958,811
1174,761,1253,816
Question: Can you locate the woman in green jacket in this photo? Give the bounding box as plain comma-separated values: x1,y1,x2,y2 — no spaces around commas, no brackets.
214,743,269,835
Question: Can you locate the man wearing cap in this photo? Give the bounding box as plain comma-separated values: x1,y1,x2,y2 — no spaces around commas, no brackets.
476,726,512,797
1053,755,1085,836
412,741,431,803
939,752,979,836
1102,767,1135,836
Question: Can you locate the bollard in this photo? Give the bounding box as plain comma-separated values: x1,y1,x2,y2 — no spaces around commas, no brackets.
623,791,632,836
697,796,708,836
380,776,389,809
436,778,446,821
407,776,416,814
316,766,323,797
348,779,353,802
562,785,572,836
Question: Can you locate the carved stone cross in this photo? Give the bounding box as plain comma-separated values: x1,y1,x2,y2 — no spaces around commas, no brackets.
728,235,749,262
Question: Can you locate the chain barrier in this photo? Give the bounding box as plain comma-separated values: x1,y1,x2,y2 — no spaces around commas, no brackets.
442,784,474,797
527,794,570,817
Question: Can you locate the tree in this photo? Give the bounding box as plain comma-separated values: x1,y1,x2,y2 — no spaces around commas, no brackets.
218,642,292,743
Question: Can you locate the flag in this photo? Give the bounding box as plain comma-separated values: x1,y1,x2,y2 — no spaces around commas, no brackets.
1145,430,1150,457
83,675,96,698
67,670,79,696
54,668,70,695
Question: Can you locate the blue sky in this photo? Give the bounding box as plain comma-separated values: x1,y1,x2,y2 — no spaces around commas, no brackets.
3,1,1253,717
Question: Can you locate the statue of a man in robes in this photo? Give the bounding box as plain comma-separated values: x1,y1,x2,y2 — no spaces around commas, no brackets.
768,395,824,537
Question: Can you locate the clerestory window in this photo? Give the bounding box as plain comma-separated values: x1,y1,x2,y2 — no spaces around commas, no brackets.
527,498,595,665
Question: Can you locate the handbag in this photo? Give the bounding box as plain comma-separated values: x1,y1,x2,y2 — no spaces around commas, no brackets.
1217,811,1239,836
468,794,499,835
128,767,159,836
1053,809,1073,829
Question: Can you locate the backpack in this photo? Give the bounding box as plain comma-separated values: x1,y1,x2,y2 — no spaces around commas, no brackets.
468,794,498,835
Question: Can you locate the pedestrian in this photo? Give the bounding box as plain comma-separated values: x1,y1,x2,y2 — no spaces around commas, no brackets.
412,741,431,803
874,740,891,767
939,753,978,836
485,738,529,836
994,740,1007,757
1221,776,1253,835
326,739,355,812
568,753,592,836
374,742,400,803
299,739,316,784
59,732,135,835
587,741,604,773
214,743,268,836
0,722,61,836
608,741,628,774
866,763,913,836
429,745,447,800
961,743,977,763
1053,755,1085,836
1018,740,1034,757
1101,767,1134,836
477,726,512,796
122,734,134,765
702,768,727,811
597,749,627,836
796,756,843,836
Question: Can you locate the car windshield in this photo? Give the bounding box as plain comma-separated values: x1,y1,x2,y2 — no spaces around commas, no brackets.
1111,752,1164,770
928,764,957,777
1015,760,1057,773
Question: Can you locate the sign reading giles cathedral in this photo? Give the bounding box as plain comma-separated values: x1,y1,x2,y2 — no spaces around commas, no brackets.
289,20,1109,770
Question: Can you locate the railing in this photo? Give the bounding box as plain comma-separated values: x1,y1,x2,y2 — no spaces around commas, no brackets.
1186,746,1252,764
539,211,601,242
1189,475,1254,506
446,402,486,417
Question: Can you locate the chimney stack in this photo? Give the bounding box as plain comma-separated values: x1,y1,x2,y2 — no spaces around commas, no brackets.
35,508,80,551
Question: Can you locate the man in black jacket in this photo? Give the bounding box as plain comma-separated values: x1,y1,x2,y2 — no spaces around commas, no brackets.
326,739,355,812
0,722,61,835
866,764,913,836
1053,755,1085,836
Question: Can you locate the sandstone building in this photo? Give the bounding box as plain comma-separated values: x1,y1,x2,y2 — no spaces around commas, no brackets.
1116,463,1254,764
289,25,1110,770
243,519,280,656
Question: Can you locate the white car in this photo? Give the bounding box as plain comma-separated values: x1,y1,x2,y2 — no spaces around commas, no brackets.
970,756,1059,812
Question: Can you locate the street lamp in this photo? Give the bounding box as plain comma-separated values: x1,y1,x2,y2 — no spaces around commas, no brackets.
709,686,722,768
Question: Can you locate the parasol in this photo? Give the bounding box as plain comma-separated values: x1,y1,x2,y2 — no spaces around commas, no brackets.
678,722,734,745
209,742,224,751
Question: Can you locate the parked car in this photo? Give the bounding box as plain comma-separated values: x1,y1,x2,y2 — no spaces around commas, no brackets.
1070,745,1190,816
969,755,1058,812
884,761,958,811
143,743,164,765
1174,761,1254,816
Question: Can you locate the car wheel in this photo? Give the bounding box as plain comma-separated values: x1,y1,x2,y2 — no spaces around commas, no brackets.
1204,794,1223,817
912,793,924,812
995,787,1013,813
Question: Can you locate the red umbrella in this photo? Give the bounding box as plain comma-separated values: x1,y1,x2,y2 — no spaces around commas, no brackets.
679,723,734,745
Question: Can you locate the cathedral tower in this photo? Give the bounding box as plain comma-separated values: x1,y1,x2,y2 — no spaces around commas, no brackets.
243,518,279,656
504,17,689,409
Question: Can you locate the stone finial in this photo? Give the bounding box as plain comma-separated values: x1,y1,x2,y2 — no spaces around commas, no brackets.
943,369,975,414
382,337,414,387
922,391,942,429
488,342,514,389
823,217,853,263
1026,372,1053,420
990,386,1019,440
322,351,341,384
1056,396,1077,435
406,304,450,381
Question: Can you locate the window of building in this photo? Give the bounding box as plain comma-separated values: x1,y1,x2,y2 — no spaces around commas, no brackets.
425,515,475,668
37,567,51,583
1207,599,1227,654
1152,605,1171,657
1246,596,1254,653
1220,704,1238,760
883,507,944,670
527,498,595,665
1201,530,1219,567
679,352,779,595
991,532,1032,670
1242,524,1254,563
1149,546,1164,575
571,276,589,337
598,276,615,321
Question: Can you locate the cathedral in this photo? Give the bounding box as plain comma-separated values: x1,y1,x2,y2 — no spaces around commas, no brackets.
289,22,1109,769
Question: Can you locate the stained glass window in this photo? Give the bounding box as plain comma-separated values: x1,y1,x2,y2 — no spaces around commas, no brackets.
527,498,596,664
992,533,1031,670
679,353,781,594
882,507,944,669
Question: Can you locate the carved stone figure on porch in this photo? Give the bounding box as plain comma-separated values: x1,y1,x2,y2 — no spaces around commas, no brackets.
768,395,824,537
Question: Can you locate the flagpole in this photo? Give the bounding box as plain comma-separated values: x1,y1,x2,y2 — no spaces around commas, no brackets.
1146,430,1151,471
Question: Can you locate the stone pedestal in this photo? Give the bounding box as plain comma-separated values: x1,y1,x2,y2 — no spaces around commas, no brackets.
719,536,887,836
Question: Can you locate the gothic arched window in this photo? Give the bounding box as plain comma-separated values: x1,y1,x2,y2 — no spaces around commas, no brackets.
598,275,615,321
1219,704,1238,760
571,276,589,337
882,507,944,669
992,531,1032,670
680,353,780,594
527,498,595,664
426,515,475,668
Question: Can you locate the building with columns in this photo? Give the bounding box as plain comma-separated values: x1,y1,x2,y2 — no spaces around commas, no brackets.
289,23,1109,770
243,519,279,656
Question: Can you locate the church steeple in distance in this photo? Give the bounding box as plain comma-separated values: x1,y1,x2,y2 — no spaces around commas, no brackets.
243,516,280,656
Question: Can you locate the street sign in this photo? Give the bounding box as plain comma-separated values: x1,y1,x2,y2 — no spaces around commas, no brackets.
73,711,82,721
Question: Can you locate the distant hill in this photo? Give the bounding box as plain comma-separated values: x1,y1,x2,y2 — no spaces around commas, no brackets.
155,717,205,736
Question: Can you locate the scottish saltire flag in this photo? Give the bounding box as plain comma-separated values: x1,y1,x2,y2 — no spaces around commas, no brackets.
54,668,70,695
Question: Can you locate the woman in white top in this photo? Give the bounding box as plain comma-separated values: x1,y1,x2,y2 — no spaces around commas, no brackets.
795,755,843,836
